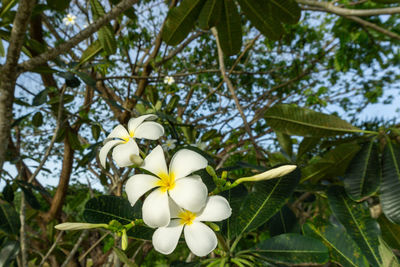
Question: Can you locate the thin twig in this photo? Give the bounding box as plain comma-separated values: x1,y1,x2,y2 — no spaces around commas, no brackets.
60,230,88,267
39,231,64,266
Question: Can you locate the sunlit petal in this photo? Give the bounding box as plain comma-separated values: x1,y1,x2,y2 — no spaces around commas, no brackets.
106,125,130,140
142,188,170,228
142,145,168,176
170,149,207,179
112,139,140,167
169,198,183,219
99,140,123,168
152,219,183,255
127,114,157,135
134,121,164,140
184,222,217,257
125,174,160,206
169,178,208,212
195,196,232,222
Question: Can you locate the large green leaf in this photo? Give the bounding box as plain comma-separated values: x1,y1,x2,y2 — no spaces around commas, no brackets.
381,142,400,225
83,195,152,240
198,0,222,30
216,0,242,56
378,215,400,250
344,141,381,201
90,0,117,55
265,104,366,137
230,168,300,238
255,233,329,265
84,195,140,225
378,237,400,267
301,143,360,183
0,240,19,267
80,41,103,65
303,223,368,267
327,186,381,266
163,0,206,46
0,200,20,235
237,0,283,40
269,0,301,24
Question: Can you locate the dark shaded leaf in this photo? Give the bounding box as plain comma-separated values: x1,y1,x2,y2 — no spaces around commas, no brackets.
80,41,103,65
327,186,381,266
276,132,292,158
297,137,319,159
378,215,400,250
20,186,41,210
381,142,400,225
267,205,297,237
344,141,380,201
216,0,242,56
255,233,329,265
198,0,222,30
2,184,14,203
32,112,43,127
0,200,20,235
163,0,206,46
269,0,301,24
32,88,48,106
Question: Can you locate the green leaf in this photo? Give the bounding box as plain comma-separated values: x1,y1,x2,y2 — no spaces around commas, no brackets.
0,240,19,267
45,0,70,11
216,0,242,56
301,143,360,183
0,0,18,18
163,0,206,46
198,0,222,30
303,223,369,267
0,39,4,57
378,215,400,250
297,137,319,159
255,233,329,265
90,0,117,55
0,200,20,235
237,0,283,40
269,0,301,24
344,141,380,201
83,195,152,240
381,142,400,225
80,41,103,65
166,95,180,113
91,124,101,140
275,132,292,158
265,104,367,137
67,130,82,150
267,205,297,237
327,186,381,266
32,88,49,106
379,237,400,267
32,112,43,127
72,71,97,88
84,195,140,225
2,184,14,203
113,247,137,267
230,168,300,238
20,186,41,210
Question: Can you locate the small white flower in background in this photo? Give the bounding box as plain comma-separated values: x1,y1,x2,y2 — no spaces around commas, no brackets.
162,139,177,151
99,114,164,168
164,76,175,85
191,141,207,150
152,196,232,257
63,13,76,26
125,145,208,228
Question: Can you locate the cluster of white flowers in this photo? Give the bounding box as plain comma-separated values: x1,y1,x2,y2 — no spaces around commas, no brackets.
100,114,232,257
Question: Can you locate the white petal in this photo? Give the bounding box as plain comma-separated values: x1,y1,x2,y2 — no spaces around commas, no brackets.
127,114,157,135
112,139,140,167
169,178,208,212
170,149,208,179
125,174,160,206
196,196,232,222
142,188,170,228
152,219,183,255
184,222,217,257
106,125,130,140
169,198,183,218
99,140,123,168
134,121,164,140
142,145,168,176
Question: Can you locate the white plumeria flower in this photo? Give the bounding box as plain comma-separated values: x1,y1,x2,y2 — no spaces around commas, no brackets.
63,13,76,26
162,139,177,151
191,141,207,150
99,114,164,168
153,196,232,257
164,76,175,85
125,145,208,228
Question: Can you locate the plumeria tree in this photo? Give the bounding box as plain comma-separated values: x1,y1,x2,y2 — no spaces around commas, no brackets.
1,0,400,266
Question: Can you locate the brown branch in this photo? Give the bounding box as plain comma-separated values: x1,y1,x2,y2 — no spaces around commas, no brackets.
346,15,400,41
19,0,139,72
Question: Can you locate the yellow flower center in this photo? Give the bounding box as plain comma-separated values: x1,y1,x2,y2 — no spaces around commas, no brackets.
178,210,196,225
156,172,176,192
122,132,134,143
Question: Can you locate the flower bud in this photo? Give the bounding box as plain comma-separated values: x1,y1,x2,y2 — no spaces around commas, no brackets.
55,222,108,231
121,229,128,250
234,165,297,185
